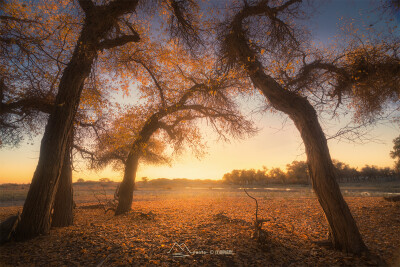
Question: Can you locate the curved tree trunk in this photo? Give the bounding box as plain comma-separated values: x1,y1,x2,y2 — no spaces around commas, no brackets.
228,19,367,253
52,132,74,227
115,153,139,215
264,73,364,253
253,66,366,254
115,115,160,215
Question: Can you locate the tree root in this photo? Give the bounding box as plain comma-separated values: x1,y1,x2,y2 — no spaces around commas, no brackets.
0,212,20,245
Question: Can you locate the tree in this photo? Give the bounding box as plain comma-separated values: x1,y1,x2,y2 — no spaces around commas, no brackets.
218,0,378,253
255,169,268,185
14,0,143,240
391,135,400,172
87,43,255,215
286,161,309,184
0,0,115,228
360,165,380,181
0,1,75,147
1,0,82,230
268,167,286,184
13,0,205,240
333,160,358,183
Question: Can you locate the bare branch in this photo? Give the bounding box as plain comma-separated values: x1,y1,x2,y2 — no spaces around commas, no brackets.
168,0,202,50
244,189,258,222
130,58,167,108
0,15,40,24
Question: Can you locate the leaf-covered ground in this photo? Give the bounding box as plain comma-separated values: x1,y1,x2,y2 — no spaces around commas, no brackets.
1,192,399,266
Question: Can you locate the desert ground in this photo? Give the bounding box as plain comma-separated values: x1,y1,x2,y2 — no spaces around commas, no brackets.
1,184,400,266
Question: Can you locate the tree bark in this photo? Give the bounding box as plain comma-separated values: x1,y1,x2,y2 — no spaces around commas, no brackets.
284,94,367,253
15,32,96,239
15,1,139,240
227,13,367,253
51,132,73,227
252,59,366,254
115,115,159,215
115,152,140,215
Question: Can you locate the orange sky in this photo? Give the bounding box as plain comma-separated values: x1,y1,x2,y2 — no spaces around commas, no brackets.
0,111,397,184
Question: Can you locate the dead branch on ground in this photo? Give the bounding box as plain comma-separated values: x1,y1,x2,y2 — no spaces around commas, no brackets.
244,189,269,246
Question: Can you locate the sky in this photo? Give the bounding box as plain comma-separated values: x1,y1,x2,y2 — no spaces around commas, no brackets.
0,0,399,184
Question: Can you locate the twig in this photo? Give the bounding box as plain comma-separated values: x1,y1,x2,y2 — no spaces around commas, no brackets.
244,189,269,245
244,188,258,222
91,189,104,210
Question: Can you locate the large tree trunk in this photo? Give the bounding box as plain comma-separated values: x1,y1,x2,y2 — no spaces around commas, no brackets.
52,132,74,227
15,48,95,239
287,95,367,253
115,152,140,215
227,20,367,253
16,13,108,241
254,66,366,254
15,1,140,240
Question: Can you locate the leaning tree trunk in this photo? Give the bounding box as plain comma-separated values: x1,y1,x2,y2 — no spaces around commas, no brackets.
15,1,140,239
115,115,159,215
16,17,103,241
228,23,367,253
288,95,367,253
115,153,140,215
52,132,74,227
114,92,204,215
16,55,95,240
252,65,366,254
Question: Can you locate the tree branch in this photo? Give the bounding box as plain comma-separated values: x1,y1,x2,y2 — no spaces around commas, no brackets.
78,0,95,14
0,97,54,116
130,58,167,108
0,15,40,24
169,0,202,49
98,34,140,51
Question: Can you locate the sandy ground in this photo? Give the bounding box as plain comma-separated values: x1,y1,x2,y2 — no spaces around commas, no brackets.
1,192,400,266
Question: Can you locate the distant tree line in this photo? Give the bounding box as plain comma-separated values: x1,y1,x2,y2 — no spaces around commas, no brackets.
223,160,399,186
332,161,398,183
137,178,221,188
73,178,222,189
75,178,114,184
